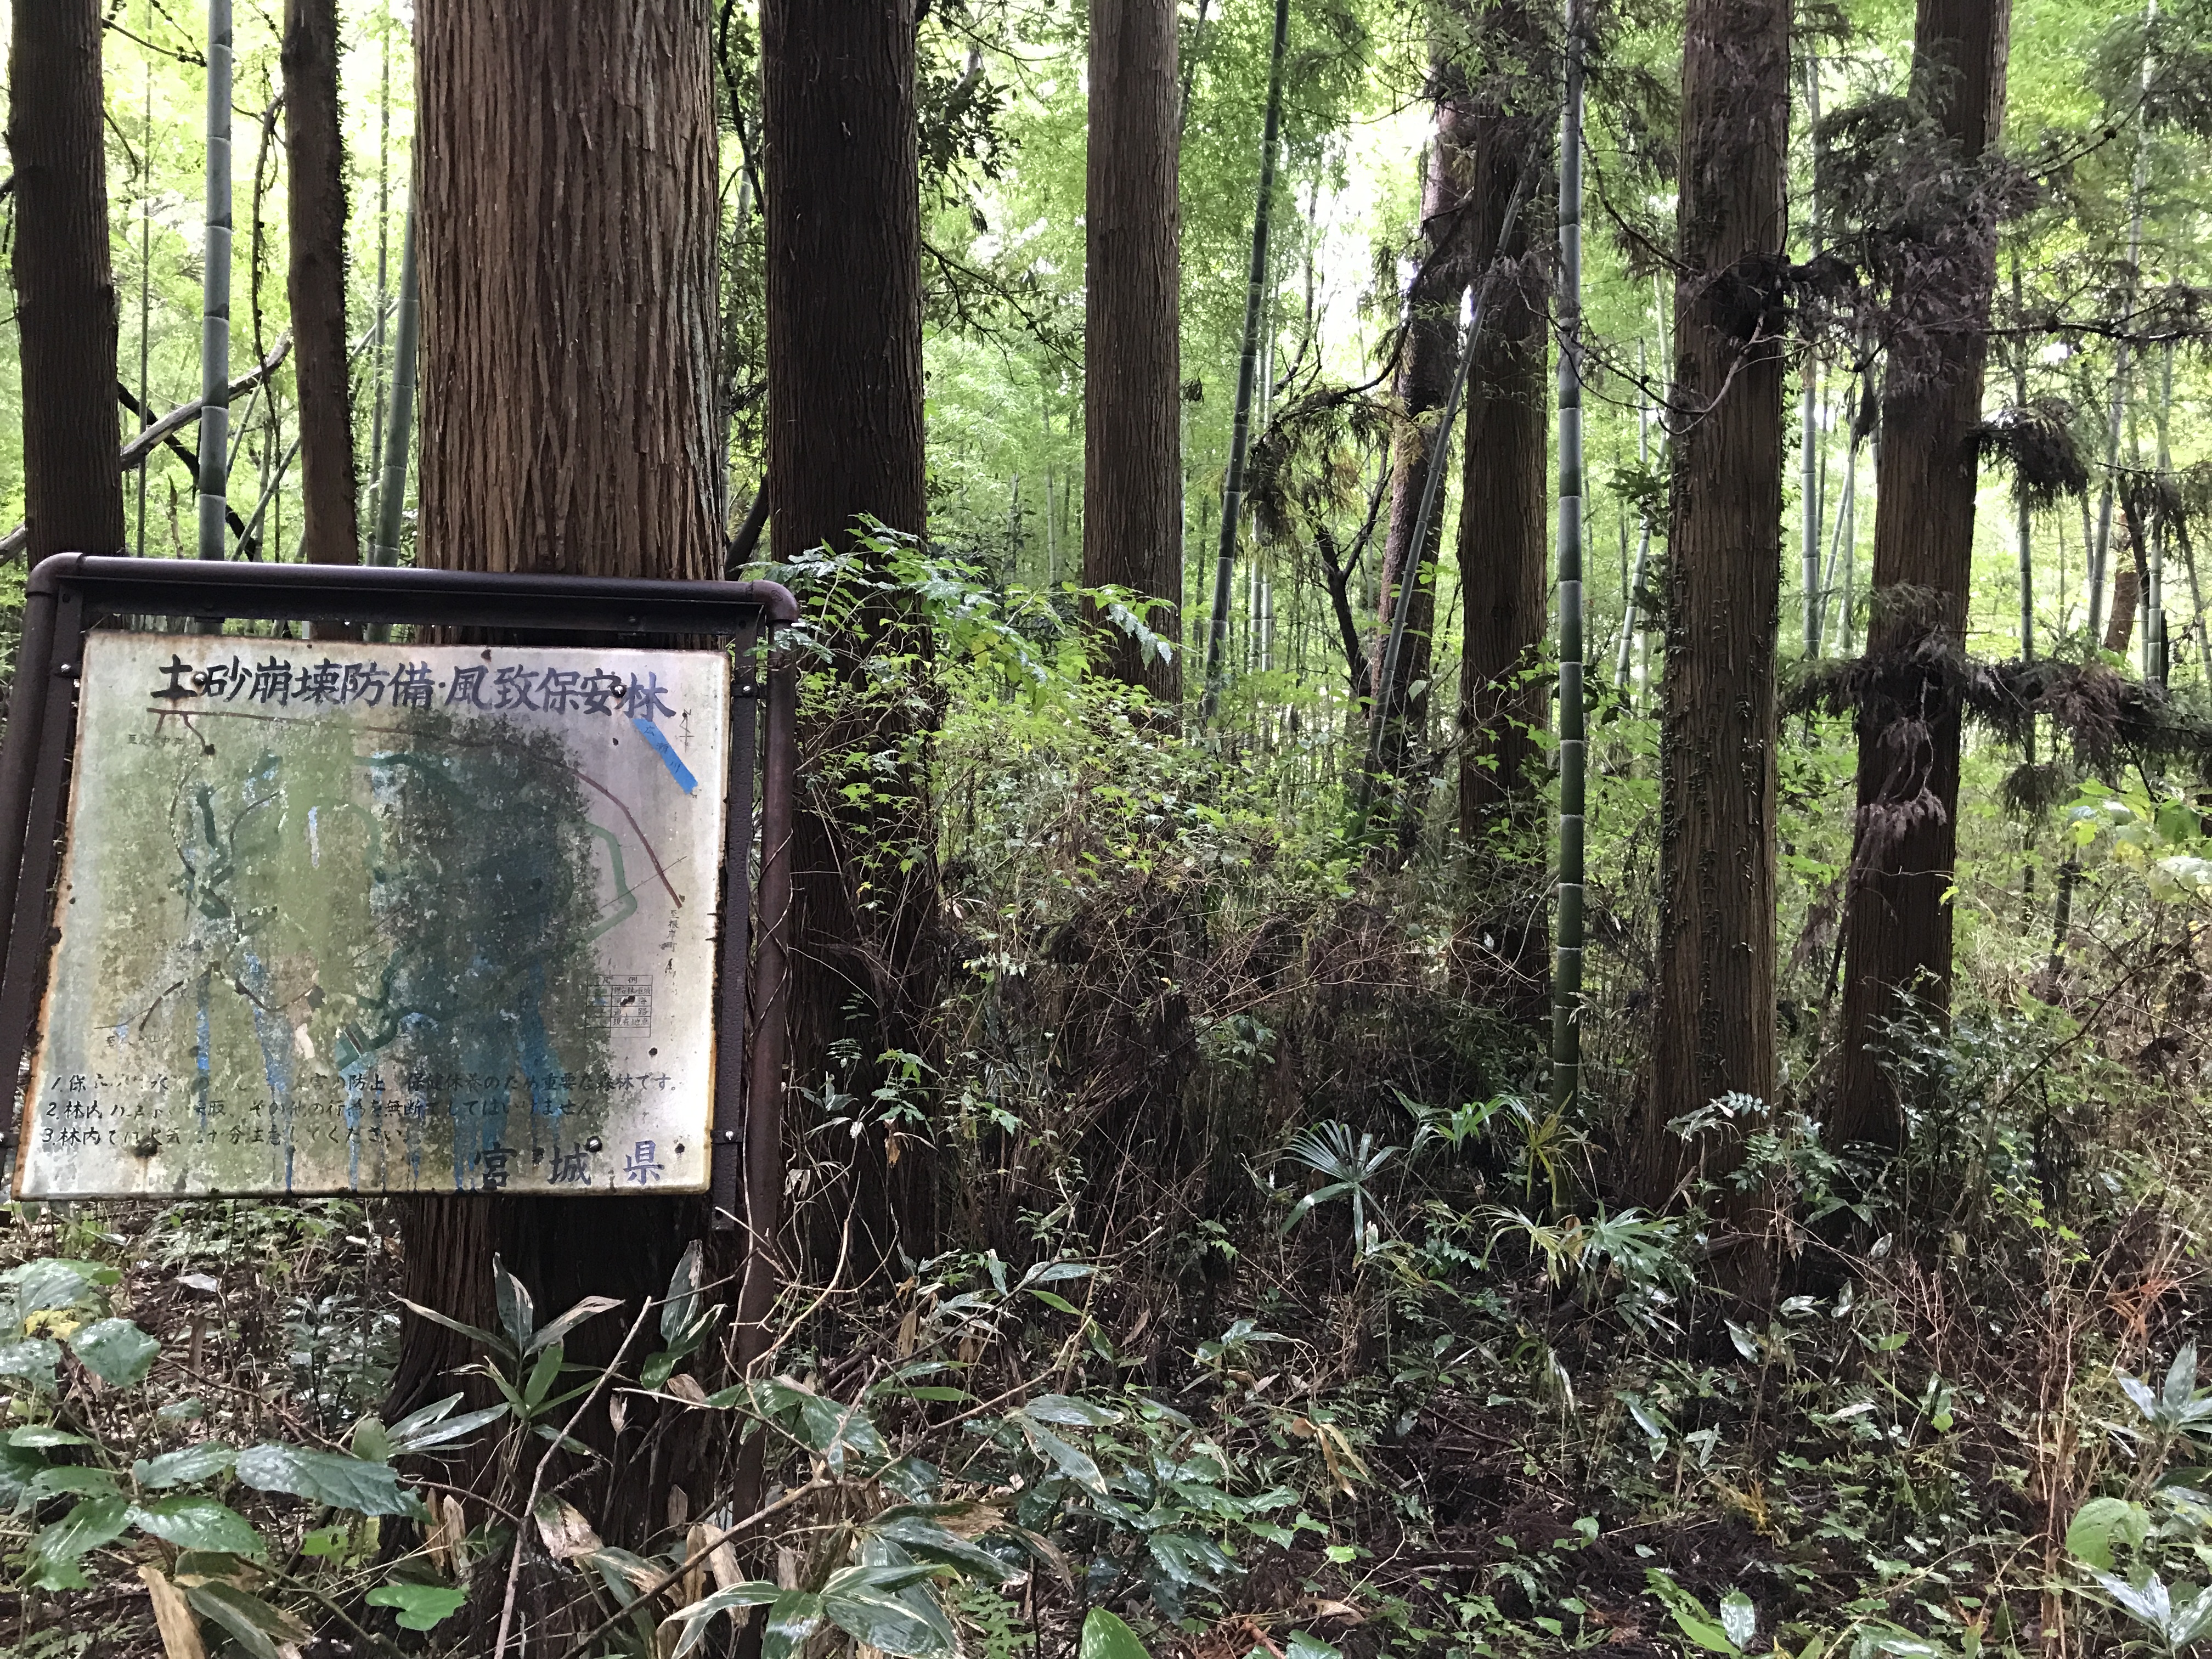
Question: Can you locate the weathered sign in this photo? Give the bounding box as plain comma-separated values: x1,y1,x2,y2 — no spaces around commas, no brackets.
15,634,731,1198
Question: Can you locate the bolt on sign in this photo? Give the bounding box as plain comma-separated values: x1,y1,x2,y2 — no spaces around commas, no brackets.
0,556,798,1217
22,636,727,1198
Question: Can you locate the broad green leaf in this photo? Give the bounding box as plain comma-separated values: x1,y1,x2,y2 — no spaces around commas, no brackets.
585,1545,663,1605
661,1581,786,1659
820,1562,956,1658
0,1438,45,1507
662,1240,705,1343
762,1589,828,1659
234,1442,410,1516
367,1582,468,1631
386,1392,465,1442
2092,1567,2174,1632
493,1255,537,1356
1023,1393,1120,1426
132,1495,266,1556
13,1259,95,1318
395,1296,510,1358
1147,1531,1233,1589
868,1513,1014,1581
30,1464,120,1498
68,1318,160,1387
9,1425,87,1448
351,1416,392,1464
1719,1590,1757,1652
389,1401,509,1455
29,1495,131,1589
2066,1496,2151,1569
1082,1607,1151,1659
2171,1583,2212,1647
1645,1569,1737,1655
1283,1635,1340,1659
1020,1262,1096,1287
135,1441,236,1487
0,1336,63,1389
528,1294,623,1355
2166,1342,2201,1412
1029,1289,1084,1315
523,1344,565,1412
184,1582,313,1659
1016,1417,1105,1493
642,1349,681,1391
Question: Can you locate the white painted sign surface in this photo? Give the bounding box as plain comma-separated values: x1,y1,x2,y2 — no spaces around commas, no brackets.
15,634,731,1198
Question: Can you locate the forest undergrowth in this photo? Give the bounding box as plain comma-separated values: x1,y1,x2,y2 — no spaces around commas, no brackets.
4,562,2212,1659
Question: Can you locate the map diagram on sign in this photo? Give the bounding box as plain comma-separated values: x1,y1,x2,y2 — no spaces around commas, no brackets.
14,635,731,1199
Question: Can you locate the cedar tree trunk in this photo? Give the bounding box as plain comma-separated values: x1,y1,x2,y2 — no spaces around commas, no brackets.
1083,0,1183,702
1455,100,1550,1006
763,0,937,1277
1832,0,2009,1153
1638,0,1789,1218
1372,76,1477,762
283,0,358,568
1457,112,1548,835
10,0,125,561
389,0,724,1557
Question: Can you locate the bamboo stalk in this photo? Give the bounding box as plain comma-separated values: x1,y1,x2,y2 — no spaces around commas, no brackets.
1199,0,1290,723
137,0,155,556
369,199,419,569
2150,340,2172,685
1799,64,1825,655
1552,0,1587,1111
197,0,234,563
2091,0,2157,642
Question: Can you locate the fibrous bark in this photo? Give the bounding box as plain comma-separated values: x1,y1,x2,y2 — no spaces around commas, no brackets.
1084,0,1183,702
390,0,725,1556
10,0,126,562
414,2,723,581
1639,0,1790,1207
1457,112,1548,836
1373,79,1478,763
763,0,937,1280
1831,0,2010,1154
282,0,359,569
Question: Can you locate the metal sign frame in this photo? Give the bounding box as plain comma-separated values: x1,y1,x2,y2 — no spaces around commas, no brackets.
0,554,798,1228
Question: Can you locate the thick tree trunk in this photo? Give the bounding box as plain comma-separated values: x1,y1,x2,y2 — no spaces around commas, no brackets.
1831,0,2008,1153
414,5,722,581
1372,83,1477,761
1638,0,1788,1215
283,0,359,571
1454,104,1549,1010
389,0,725,1556
1456,115,1548,836
763,0,936,1279
9,0,126,562
1084,0,1182,702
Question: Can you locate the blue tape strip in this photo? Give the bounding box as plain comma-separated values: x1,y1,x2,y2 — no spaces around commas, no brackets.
631,716,699,795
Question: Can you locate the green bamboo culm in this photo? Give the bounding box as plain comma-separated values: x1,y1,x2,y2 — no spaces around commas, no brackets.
371,198,420,571
197,0,234,562
1551,0,1588,1113
1199,0,1290,724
